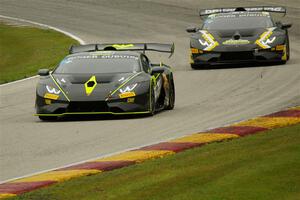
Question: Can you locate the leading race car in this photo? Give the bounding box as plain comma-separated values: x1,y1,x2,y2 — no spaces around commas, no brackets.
35,43,175,120
186,6,292,68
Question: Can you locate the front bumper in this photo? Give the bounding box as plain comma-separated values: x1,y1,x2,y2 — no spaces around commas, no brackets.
190,47,286,66
35,93,151,117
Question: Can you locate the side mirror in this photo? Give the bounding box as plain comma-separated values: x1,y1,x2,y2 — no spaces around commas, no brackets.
38,69,50,76
151,67,164,75
186,26,198,33
276,22,292,29
282,23,292,29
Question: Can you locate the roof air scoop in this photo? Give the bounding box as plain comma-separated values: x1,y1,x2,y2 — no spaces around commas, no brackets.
233,32,241,40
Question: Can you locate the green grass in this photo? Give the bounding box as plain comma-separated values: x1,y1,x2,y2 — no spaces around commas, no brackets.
12,124,300,200
0,23,78,84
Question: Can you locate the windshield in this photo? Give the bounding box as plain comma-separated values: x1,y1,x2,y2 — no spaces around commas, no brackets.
54,54,140,74
203,12,274,30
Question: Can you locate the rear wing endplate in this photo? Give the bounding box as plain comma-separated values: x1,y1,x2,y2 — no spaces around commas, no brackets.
69,43,175,57
199,6,286,18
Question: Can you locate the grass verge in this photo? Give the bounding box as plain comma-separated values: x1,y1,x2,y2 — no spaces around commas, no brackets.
0,22,78,84
11,124,300,200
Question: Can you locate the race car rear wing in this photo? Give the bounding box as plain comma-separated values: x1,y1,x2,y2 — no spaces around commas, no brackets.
199,6,286,18
69,43,175,57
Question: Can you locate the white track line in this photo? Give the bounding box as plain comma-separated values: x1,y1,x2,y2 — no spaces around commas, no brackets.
0,15,85,87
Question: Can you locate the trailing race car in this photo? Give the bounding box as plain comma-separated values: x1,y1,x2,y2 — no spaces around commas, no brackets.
186,6,292,68
35,43,175,120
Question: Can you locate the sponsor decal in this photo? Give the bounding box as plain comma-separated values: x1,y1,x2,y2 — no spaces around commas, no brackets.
119,92,136,99
203,7,285,15
84,76,97,96
223,39,250,45
211,12,270,18
68,55,138,60
44,93,59,100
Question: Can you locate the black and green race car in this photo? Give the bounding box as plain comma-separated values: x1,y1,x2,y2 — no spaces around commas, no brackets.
186,6,292,68
35,43,175,120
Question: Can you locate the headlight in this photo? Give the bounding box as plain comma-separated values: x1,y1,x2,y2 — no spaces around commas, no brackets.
256,27,277,49
118,83,138,99
198,30,219,51
263,36,276,45
119,83,138,94
46,85,61,94
106,83,140,101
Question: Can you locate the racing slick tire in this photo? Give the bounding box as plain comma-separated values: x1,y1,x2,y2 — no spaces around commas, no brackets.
191,63,209,69
149,86,156,116
280,33,290,64
166,79,175,110
191,64,198,69
286,36,290,61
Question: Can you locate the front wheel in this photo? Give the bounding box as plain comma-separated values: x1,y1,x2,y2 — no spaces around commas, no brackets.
166,80,175,110
191,64,198,69
286,38,290,61
149,85,156,116
191,63,209,69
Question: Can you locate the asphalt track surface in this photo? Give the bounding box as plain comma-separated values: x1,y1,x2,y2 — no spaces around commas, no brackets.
0,0,299,182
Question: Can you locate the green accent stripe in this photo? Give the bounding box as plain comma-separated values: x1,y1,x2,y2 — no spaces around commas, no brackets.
35,111,150,117
50,74,71,102
110,72,142,96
